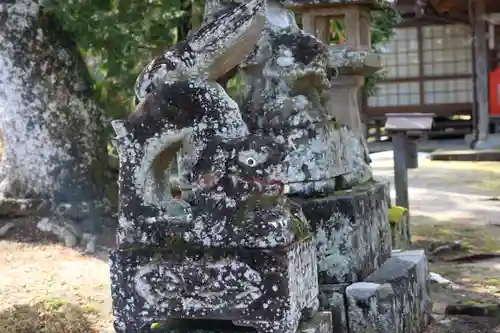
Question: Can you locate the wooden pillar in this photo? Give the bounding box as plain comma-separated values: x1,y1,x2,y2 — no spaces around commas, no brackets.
474,0,490,144
392,132,410,210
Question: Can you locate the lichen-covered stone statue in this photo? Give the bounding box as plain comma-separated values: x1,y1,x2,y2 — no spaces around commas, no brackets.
109,0,430,333
237,0,351,196
109,1,329,333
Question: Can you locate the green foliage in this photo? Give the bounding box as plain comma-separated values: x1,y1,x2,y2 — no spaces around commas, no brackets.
42,0,204,119
41,0,397,120
365,0,401,96
227,71,246,105
371,0,401,48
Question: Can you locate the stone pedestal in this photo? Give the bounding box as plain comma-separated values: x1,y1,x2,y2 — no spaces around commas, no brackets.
293,180,392,284
293,180,392,333
110,237,319,333
327,75,365,136
326,48,383,189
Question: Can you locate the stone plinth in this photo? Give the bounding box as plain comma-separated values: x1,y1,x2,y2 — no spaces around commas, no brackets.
110,237,319,333
292,180,392,284
346,250,431,333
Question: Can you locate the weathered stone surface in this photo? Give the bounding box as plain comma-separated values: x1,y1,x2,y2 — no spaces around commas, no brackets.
115,112,309,249
325,47,382,189
238,2,351,196
297,311,333,333
335,127,372,189
0,198,48,218
349,249,432,333
318,284,349,333
293,180,391,284
110,237,319,333
346,282,398,333
114,78,313,250
254,123,349,195
327,46,382,76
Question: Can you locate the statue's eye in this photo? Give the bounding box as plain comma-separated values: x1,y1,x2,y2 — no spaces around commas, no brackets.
246,158,256,167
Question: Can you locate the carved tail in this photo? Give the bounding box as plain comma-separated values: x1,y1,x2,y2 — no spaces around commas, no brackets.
111,120,192,219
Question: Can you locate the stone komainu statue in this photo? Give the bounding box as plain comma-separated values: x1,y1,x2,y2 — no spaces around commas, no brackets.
109,1,319,333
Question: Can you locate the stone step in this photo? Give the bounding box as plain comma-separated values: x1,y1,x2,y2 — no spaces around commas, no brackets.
346,250,431,333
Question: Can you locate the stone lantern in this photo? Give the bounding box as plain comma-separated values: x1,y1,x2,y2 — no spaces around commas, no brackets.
284,0,375,48
285,0,382,187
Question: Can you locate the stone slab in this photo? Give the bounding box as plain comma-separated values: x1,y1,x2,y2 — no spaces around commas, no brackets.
346,282,397,333
293,180,391,284
148,311,333,333
346,250,431,333
110,237,319,333
318,284,349,333
430,149,500,162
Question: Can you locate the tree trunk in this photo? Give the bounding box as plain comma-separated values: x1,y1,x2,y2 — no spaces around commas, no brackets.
0,1,109,235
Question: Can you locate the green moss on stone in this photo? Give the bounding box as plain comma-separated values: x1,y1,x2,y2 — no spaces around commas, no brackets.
388,206,408,224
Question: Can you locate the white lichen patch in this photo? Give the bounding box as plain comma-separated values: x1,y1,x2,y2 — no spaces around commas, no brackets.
133,259,264,311
0,2,106,203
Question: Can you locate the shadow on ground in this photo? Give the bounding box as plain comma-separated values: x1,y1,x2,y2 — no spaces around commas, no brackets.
0,299,95,333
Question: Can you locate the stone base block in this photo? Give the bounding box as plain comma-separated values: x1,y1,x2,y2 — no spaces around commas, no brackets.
346,282,397,333
346,250,431,333
109,237,318,333
293,180,391,284
148,311,333,333
318,284,348,333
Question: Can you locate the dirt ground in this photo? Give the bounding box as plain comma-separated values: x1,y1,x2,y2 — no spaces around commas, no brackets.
373,156,500,332
1,157,500,332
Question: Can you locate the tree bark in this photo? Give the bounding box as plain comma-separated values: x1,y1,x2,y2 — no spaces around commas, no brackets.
0,1,109,234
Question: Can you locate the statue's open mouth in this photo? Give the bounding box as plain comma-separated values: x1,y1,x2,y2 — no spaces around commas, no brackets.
228,175,290,195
